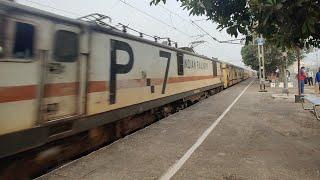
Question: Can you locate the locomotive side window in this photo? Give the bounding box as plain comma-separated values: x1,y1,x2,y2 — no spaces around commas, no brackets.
0,16,5,58
216,62,221,76
177,52,184,75
13,22,35,59
54,30,78,62
212,61,217,76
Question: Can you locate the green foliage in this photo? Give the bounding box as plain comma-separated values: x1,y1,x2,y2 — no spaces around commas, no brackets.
150,0,320,49
241,45,259,71
241,44,297,75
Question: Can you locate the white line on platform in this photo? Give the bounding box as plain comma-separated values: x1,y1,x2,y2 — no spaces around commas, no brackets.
159,80,255,180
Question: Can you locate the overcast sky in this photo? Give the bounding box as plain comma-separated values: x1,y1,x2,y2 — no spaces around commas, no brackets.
17,0,319,68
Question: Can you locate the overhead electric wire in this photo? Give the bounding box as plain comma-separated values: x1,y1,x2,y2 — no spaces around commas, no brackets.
118,0,193,38
156,2,244,45
156,3,205,37
191,20,243,44
189,20,220,43
23,0,82,17
156,3,219,42
220,38,245,43
192,18,208,22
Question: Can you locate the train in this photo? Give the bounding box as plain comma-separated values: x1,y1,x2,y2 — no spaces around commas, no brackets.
0,0,253,159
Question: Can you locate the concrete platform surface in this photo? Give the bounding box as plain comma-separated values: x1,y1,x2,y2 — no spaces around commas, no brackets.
39,79,320,180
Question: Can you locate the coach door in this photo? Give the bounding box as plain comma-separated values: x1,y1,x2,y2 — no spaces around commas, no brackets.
42,24,81,121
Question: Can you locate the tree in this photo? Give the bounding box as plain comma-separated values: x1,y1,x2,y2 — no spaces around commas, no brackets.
241,44,298,78
150,0,320,49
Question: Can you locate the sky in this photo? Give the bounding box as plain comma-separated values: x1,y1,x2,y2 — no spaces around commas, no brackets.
16,0,319,68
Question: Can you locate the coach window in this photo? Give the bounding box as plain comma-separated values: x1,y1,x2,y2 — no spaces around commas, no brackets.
54,30,78,62
13,22,35,59
177,52,184,75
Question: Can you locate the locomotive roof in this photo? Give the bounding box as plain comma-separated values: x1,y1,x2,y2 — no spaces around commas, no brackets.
0,0,251,71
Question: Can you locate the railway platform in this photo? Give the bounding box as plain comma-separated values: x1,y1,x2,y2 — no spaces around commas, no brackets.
39,78,320,180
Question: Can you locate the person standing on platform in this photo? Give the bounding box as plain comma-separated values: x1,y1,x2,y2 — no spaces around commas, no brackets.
308,69,314,86
275,66,280,79
286,69,291,82
298,67,307,94
315,68,320,92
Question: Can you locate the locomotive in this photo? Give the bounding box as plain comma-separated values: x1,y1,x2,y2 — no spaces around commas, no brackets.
0,0,252,159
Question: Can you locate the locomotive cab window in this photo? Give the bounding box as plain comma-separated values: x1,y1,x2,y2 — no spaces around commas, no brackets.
54,30,78,62
13,22,35,59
